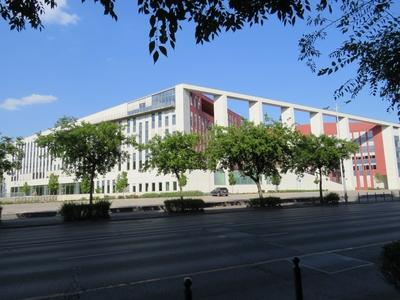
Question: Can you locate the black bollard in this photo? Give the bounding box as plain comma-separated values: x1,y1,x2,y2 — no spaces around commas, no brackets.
293,257,304,300
358,192,360,204
184,277,192,300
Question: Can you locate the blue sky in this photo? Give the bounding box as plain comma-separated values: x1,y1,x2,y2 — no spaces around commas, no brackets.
0,1,398,137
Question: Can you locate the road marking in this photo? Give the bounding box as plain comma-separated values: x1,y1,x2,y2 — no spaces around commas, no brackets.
59,249,132,261
21,239,393,300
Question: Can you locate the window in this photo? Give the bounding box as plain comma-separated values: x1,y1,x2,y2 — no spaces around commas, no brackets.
112,180,116,193
165,129,169,135
145,121,149,143
152,182,155,192
152,113,155,129
166,182,170,191
158,112,162,127
127,154,130,170
132,185,136,193
173,181,177,191
139,103,146,109
107,180,110,194
127,119,130,134
159,182,162,191
172,114,176,125
133,118,136,132
145,183,149,192
138,123,142,144
132,153,136,170
139,184,142,192
165,115,169,127
139,151,143,170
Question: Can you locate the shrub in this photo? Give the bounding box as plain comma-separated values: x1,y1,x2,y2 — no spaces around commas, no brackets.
164,199,206,213
248,197,281,208
142,191,204,198
60,200,111,221
324,192,340,205
381,241,400,288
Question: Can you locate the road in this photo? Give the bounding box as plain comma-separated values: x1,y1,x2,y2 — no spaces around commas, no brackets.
1,202,400,299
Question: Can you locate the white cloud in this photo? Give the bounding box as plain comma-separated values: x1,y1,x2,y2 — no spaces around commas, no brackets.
41,0,79,26
0,94,58,111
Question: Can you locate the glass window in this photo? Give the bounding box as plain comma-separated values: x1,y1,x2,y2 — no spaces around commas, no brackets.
214,171,226,185
151,113,155,129
159,182,162,191
132,153,136,170
132,118,136,132
145,121,149,143
145,183,149,192
132,185,136,193
138,122,142,144
165,115,169,127
173,182,177,191
152,182,155,192
158,112,162,127
139,184,142,192
166,182,170,191
172,114,176,125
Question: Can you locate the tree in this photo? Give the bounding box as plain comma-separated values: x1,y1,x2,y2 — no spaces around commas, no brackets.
141,132,205,200
80,176,91,194
0,134,24,196
292,134,358,204
375,172,387,189
21,182,30,196
270,173,282,192
47,173,59,195
36,117,134,214
116,171,129,194
206,121,297,200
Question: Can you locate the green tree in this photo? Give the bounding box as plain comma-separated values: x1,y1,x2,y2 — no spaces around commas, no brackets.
141,132,205,200
270,173,282,192
80,176,91,194
116,171,129,194
375,173,387,189
2,2,397,112
0,134,24,195
206,121,297,200
228,172,236,186
292,134,358,204
36,117,134,213
47,173,59,195
21,182,30,196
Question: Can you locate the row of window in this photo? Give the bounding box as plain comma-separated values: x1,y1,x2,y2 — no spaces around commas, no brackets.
126,112,176,134
96,180,178,194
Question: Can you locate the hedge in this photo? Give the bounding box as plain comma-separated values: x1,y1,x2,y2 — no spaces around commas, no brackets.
381,241,400,288
164,199,206,213
324,192,340,205
60,200,111,221
248,197,281,208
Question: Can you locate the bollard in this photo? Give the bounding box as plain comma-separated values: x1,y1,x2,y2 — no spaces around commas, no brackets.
366,192,369,203
375,192,377,202
184,277,192,300
293,257,304,300
358,192,360,204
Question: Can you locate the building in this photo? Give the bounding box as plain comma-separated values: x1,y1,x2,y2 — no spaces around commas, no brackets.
2,84,400,198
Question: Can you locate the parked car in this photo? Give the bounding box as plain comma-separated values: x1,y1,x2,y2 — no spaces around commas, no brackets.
211,187,229,196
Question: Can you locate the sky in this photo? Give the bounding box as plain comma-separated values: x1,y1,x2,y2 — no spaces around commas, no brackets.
1,0,398,138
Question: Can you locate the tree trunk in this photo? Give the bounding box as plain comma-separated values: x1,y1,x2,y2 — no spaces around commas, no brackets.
89,173,94,218
319,167,323,205
256,179,263,200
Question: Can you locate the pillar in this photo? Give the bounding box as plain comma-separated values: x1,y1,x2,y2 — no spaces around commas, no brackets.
249,101,263,125
382,126,400,190
310,112,324,136
213,94,229,126
337,117,355,190
280,106,295,127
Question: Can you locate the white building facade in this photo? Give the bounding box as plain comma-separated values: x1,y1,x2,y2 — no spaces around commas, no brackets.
2,84,400,197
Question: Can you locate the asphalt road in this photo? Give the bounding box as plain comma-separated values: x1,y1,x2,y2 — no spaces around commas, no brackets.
1,202,400,300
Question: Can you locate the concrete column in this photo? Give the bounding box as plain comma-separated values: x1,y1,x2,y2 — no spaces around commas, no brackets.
213,94,229,126
310,112,324,136
381,126,400,190
280,106,295,127
174,84,191,132
337,117,355,190
249,101,263,125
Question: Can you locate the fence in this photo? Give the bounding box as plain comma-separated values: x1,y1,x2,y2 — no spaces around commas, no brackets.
356,191,400,204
